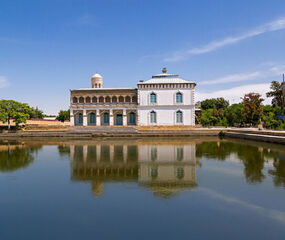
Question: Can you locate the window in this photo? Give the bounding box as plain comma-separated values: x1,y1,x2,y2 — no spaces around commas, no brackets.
177,168,184,179
151,168,158,178
177,147,183,161
103,112,109,124
89,112,96,124
176,110,183,123
129,112,136,124
79,97,84,104
150,93,157,103
78,113,83,124
176,92,183,103
73,97,78,103
151,147,157,161
150,111,157,123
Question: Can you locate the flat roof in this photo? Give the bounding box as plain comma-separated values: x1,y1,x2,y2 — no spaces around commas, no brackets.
71,87,137,91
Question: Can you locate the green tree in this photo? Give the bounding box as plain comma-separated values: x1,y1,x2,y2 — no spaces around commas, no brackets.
0,144,41,172
224,103,243,126
201,98,229,110
56,109,70,122
266,81,282,107
242,93,264,126
0,100,32,129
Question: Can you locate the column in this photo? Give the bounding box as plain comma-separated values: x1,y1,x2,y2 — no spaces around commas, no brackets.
96,145,101,163
83,109,87,126
123,109,127,126
96,110,101,126
123,145,128,163
70,145,75,176
110,109,114,126
70,109,74,126
110,145,114,163
83,145,88,162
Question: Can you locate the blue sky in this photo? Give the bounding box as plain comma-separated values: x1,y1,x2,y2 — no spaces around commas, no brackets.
1,0,285,114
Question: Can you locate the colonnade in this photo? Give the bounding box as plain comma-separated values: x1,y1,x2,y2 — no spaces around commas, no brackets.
70,108,137,126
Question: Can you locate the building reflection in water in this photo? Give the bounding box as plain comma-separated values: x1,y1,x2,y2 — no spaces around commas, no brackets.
70,140,199,198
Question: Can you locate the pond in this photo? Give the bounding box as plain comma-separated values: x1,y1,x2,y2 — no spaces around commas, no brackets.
0,137,285,240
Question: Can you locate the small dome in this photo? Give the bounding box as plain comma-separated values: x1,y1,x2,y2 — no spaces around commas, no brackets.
92,73,103,79
91,72,103,88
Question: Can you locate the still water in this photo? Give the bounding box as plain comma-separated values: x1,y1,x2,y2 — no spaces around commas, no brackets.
0,137,285,240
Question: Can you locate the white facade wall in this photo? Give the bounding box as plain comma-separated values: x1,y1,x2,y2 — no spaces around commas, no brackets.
137,88,195,126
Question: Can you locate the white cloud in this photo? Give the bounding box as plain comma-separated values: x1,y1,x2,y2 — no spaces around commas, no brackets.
0,76,9,88
165,17,285,62
200,71,261,85
196,83,272,105
199,63,285,85
200,187,285,225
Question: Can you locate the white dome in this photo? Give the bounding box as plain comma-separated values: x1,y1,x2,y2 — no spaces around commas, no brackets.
91,72,103,88
91,73,103,79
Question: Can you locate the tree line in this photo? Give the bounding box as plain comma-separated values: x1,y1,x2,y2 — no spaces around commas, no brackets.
197,81,285,129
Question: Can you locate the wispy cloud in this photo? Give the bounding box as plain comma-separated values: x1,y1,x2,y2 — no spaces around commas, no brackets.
75,14,97,26
165,17,285,62
200,187,285,225
196,83,271,105
200,72,261,85
0,76,9,88
199,64,285,85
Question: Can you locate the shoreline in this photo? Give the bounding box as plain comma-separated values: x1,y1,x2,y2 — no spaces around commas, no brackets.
0,127,285,144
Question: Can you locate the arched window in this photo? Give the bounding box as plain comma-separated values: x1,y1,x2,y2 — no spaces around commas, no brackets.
119,96,124,103
99,96,104,104
112,96,117,103
132,96,137,103
150,111,157,123
92,97,97,103
86,97,90,103
176,110,183,123
177,168,184,179
79,97,84,104
89,112,96,124
150,93,157,103
78,113,83,125
105,96,111,103
73,97,78,103
176,92,183,103
125,96,131,103
128,112,136,125
151,168,158,178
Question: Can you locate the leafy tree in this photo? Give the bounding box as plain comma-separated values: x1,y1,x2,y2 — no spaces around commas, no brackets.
0,100,32,129
266,81,282,107
56,109,70,122
0,144,41,172
201,98,229,110
242,93,264,126
224,103,243,127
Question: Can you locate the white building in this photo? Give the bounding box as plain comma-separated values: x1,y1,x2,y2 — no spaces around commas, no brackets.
70,68,196,126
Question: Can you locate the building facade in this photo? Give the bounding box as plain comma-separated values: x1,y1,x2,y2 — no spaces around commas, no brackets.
69,139,198,197
70,68,196,126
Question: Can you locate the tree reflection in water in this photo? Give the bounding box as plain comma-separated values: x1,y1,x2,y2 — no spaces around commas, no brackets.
196,140,285,185
0,142,41,172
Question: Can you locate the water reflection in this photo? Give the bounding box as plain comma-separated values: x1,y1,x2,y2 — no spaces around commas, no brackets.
196,140,285,186
70,140,199,197
0,141,41,172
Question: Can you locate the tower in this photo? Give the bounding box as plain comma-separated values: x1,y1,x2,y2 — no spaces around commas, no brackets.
91,73,103,88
